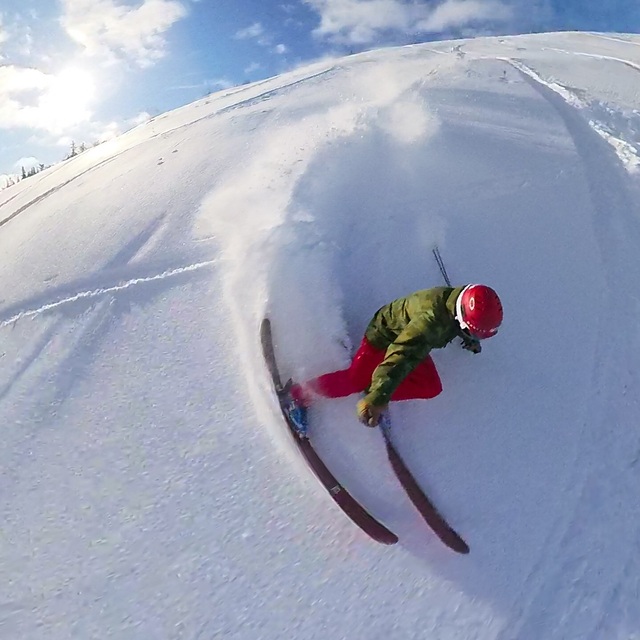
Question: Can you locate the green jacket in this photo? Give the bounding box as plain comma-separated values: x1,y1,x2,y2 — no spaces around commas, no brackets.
364,286,465,406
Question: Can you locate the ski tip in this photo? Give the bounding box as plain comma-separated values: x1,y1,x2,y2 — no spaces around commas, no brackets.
382,532,400,545
445,534,470,554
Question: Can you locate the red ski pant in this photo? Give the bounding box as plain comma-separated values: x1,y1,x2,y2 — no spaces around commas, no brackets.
298,337,442,403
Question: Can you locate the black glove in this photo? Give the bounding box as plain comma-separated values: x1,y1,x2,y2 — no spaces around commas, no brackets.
461,336,482,354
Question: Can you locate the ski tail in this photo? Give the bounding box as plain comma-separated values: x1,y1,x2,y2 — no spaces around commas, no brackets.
381,418,469,554
261,318,283,391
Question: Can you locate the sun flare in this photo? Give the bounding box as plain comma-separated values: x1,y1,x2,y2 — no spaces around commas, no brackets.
40,67,96,131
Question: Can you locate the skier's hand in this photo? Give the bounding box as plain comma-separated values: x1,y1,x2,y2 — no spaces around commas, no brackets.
356,399,387,427
461,336,482,354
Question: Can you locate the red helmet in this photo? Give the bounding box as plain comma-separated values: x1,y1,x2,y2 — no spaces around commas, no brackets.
455,284,503,339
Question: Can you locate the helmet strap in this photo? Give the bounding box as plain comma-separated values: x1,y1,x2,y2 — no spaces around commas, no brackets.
455,284,473,330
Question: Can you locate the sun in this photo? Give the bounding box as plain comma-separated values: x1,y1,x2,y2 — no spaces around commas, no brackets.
40,66,97,131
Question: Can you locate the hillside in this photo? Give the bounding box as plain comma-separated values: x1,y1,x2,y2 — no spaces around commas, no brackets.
1,32,639,640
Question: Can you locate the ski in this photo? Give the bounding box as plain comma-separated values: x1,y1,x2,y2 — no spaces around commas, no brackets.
380,417,470,554
260,318,398,546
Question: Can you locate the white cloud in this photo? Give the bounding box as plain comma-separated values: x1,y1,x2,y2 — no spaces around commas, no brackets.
0,13,35,58
129,111,152,126
304,0,512,44
234,23,265,40
306,0,409,43
94,121,122,142
417,0,511,32
170,77,234,92
17,29,34,57
55,119,121,148
0,65,95,134
14,156,40,170
0,66,50,129
244,62,262,75
205,78,234,92
0,15,7,45
60,0,188,68
235,21,288,52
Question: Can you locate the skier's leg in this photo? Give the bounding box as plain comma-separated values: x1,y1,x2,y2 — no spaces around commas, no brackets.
291,338,385,405
339,337,385,392
390,355,442,401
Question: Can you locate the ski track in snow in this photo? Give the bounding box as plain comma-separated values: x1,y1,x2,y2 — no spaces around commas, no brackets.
506,59,640,172
0,260,217,328
545,46,640,73
495,57,640,640
593,33,640,48
210,67,339,119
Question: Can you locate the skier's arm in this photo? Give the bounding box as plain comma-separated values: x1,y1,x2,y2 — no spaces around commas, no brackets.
364,314,434,407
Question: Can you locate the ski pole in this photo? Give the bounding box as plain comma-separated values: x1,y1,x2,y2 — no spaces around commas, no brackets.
432,246,451,286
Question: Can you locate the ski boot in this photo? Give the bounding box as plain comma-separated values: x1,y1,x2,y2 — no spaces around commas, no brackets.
285,399,309,438
280,378,309,438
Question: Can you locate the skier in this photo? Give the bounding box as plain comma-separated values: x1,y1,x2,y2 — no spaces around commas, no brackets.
289,284,503,429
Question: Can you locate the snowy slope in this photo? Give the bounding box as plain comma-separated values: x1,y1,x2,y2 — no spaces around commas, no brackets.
1,32,640,640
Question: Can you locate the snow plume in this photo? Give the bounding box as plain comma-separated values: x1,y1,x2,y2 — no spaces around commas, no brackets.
199,62,442,402
349,61,442,145
377,94,441,144
198,102,364,407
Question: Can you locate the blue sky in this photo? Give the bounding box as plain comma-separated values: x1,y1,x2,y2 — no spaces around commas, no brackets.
1,0,639,177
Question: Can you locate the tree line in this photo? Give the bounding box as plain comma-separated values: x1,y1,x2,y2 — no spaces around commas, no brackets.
3,139,103,190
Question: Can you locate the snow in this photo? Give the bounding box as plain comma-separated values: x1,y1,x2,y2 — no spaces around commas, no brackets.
1,31,640,639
